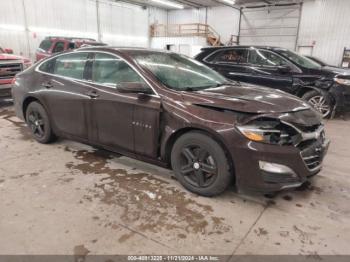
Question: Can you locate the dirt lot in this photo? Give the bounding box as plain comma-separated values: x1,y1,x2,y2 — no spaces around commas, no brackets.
1,100,350,257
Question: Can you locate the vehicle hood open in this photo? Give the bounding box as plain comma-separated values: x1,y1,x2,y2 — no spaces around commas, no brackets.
182,83,311,114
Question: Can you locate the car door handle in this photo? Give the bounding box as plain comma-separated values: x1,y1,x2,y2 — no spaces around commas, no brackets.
42,81,53,89
86,90,99,99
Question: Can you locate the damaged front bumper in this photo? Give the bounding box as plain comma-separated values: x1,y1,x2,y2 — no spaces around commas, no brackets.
226,110,330,193
233,136,329,192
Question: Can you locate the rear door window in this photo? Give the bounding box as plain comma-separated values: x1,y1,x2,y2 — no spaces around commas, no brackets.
209,49,248,64
54,52,89,80
39,58,56,73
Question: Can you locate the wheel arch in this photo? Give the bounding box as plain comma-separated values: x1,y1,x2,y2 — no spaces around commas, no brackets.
296,85,335,102
22,96,43,121
163,127,235,183
296,85,320,98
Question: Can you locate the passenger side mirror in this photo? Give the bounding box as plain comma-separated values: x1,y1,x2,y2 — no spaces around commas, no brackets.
277,65,291,73
117,82,152,94
4,48,13,54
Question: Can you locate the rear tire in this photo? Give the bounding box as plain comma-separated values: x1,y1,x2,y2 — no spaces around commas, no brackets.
302,90,333,118
171,131,232,197
26,101,56,144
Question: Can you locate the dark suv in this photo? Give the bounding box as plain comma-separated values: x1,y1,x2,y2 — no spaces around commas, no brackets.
36,36,106,62
195,46,350,118
12,47,329,196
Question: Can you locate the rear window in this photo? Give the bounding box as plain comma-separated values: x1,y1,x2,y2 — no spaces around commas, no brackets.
54,52,89,79
39,58,56,73
208,49,248,64
39,40,52,52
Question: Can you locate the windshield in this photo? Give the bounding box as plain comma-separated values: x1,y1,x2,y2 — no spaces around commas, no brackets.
277,49,321,69
0,47,4,53
307,56,328,66
133,52,229,91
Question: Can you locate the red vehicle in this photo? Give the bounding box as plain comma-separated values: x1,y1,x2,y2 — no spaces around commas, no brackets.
0,47,31,98
35,36,106,62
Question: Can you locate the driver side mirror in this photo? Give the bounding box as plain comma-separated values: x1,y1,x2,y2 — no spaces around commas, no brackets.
4,48,13,54
117,82,152,94
277,65,291,73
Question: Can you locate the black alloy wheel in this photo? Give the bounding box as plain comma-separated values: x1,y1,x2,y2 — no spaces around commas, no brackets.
26,101,56,143
27,110,45,139
180,145,217,188
171,131,232,196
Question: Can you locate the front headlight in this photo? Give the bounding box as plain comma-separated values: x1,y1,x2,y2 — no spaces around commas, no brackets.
334,77,350,86
237,119,297,145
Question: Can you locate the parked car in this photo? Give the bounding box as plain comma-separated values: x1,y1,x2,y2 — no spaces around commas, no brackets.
195,46,350,118
0,46,31,98
12,48,329,196
35,36,106,62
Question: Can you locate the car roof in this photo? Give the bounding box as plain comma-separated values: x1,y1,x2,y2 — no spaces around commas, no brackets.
45,36,97,42
76,46,172,55
200,45,289,52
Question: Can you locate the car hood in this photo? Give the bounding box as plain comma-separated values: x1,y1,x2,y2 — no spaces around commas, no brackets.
308,66,350,78
0,53,25,60
322,66,350,76
182,83,311,114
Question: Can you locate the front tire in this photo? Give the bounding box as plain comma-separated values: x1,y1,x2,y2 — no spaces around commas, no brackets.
302,90,333,118
26,101,56,144
171,131,232,197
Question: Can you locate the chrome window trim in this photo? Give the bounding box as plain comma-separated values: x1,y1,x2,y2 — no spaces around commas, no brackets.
35,50,160,98
253,49,301,73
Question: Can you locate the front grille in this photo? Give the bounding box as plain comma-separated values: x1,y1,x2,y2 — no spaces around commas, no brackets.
300,137,325,171
0,62,22,80
302,153,321,170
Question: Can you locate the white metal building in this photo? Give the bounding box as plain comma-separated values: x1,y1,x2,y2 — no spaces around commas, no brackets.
1,0,350,65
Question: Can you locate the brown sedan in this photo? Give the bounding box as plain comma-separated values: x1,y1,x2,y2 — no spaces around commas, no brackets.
11,47,330,196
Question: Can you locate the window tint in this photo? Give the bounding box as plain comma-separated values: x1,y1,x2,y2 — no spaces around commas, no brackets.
248,49,289,67
39,40,52,52
92,53,147,88
68,42,75,50
54,52,88,79
39,58,56,73
210,49,248,64
53,42,65,53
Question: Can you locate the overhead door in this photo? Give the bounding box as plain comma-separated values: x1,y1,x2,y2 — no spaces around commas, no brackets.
239,4,302,50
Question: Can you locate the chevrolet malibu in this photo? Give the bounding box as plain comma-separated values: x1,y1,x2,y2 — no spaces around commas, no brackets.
12,47,330,196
